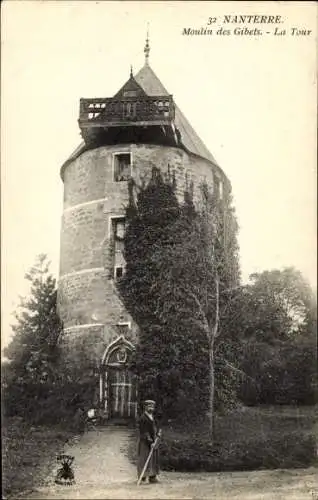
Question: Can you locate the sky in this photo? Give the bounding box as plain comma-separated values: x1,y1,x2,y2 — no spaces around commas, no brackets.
2,1,317,348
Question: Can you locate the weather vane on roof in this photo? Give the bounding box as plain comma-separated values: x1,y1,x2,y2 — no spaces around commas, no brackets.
144,23,150,65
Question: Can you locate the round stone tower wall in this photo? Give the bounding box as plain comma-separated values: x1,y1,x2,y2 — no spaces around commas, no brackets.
58,143,228,372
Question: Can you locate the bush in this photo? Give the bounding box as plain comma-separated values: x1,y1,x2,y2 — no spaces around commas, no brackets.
3,380,93,429
237,338,317,407
159,432,317,472
2,416,75,498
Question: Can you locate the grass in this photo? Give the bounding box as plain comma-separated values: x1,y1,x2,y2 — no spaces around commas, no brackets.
164,405,317,441
2,416,75,499
163,405,318,471
129,405,318,472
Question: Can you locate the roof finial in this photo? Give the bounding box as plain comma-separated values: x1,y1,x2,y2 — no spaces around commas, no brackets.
130,65,133,78
144,24,150,65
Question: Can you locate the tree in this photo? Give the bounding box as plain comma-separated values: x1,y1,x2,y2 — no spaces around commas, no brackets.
155,181,242,435
236,268,317,405
245,268,315,341
3,254,63,418
118,168,242,432
118,168,207,419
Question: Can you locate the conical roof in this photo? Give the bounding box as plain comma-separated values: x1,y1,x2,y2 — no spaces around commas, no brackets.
61,64,218,175
135,64,218,165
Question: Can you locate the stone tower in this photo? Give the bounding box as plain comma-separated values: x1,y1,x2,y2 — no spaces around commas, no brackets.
58,38,230,420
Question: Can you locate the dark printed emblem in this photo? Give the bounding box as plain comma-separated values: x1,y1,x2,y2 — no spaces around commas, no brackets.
55,454,75,486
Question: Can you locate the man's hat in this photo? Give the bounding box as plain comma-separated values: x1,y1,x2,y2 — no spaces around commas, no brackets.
144,399,156,405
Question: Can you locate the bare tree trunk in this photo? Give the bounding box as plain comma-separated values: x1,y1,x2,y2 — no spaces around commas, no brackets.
208,346,215,439
185,276,220,440
208,275,219,440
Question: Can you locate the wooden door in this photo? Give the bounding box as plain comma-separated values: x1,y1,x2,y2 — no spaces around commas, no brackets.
108,367,137,419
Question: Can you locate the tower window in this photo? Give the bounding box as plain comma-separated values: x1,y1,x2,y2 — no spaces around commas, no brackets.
112,217,125,240
113,153,131,182
115,266,123,279
112,217,125,254
111,217,126,279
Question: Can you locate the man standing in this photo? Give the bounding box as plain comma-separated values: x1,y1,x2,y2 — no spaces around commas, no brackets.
137,399,162,484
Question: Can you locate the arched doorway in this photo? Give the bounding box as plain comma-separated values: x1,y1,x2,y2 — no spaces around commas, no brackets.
100,336,138,420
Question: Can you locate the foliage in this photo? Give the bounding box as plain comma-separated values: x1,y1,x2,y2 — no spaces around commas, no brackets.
2,255,80,424
242,268,316,341
2,416,74,498
159,432,316,471
118,167,242,426
4,254,63,388
3,255,106,425
158,406,317,471
234,268,317,405
154,181,242,426
238,337,317,406
118,168,208,419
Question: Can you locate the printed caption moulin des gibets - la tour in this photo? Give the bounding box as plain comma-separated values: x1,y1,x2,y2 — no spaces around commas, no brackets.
182,14,312,37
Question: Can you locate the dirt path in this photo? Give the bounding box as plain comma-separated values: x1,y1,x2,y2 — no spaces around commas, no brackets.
17,427,318,500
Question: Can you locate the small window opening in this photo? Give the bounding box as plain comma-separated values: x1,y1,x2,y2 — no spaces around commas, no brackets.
117,322,131,335
114,218,125,239
123,91,138,97
115,266,123,279
111,217,126,279
113,153,131,182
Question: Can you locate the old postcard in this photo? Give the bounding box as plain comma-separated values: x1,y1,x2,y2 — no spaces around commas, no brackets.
2,1,317,499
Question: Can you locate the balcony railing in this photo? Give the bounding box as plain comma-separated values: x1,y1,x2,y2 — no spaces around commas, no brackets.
79,96,175,129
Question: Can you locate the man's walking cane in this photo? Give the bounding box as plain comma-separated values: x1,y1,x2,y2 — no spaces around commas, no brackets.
137,435,160,486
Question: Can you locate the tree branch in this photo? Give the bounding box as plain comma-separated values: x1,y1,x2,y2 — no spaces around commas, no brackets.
223,359,255,382
213,275,220,340
179,284,210,335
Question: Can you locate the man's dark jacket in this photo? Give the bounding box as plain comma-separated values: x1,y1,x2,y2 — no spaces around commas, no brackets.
137,413,160,477
139,413,158,445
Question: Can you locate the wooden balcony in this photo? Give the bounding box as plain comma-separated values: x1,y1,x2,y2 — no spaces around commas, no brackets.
79,96,175,131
